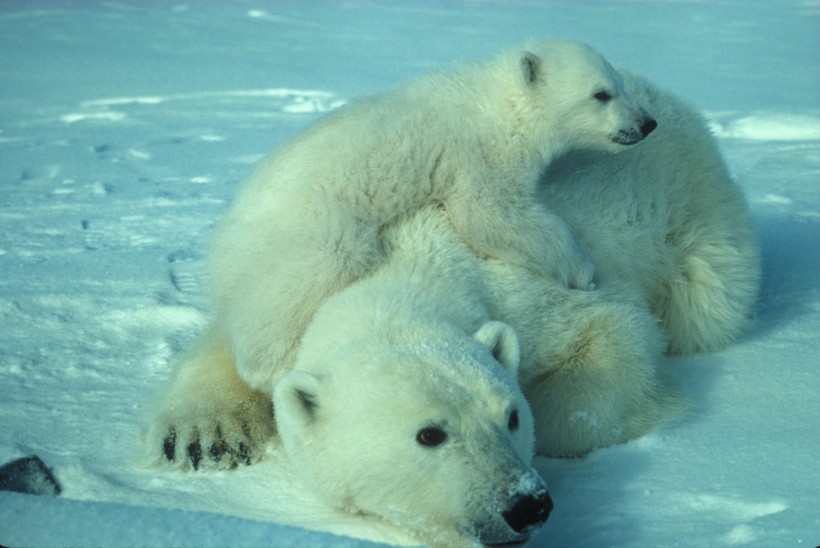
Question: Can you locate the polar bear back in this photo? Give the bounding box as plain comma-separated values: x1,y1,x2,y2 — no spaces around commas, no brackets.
541,70,759,353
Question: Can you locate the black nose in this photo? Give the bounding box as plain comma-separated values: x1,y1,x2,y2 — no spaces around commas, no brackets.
502,492,553,533
641,117,658,137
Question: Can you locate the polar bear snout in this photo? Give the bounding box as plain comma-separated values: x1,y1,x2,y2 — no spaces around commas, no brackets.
477,472,552,544
640,117,658,137
502,490,553,533
611,113,657,146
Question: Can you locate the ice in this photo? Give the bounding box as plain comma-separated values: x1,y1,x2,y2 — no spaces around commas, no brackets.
1,1,818,547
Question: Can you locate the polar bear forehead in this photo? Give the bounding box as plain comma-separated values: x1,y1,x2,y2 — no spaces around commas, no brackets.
515,38,622,88
368,337,521,407
520,39,608,68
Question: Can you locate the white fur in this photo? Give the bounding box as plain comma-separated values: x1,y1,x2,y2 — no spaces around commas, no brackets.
145,42,759,547
274,228,550,545
491,70,759,456
206,39,656,390
540,70,760,356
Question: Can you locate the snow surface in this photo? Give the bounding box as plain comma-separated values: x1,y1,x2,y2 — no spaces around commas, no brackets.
1,1,818,546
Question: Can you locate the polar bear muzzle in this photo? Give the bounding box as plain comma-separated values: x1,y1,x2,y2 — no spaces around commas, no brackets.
611,114,657,145
502,490,554,534
473,471,553,546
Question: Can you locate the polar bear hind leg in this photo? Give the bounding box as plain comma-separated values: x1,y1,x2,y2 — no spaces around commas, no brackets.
655,172,760,356
485,262,683,457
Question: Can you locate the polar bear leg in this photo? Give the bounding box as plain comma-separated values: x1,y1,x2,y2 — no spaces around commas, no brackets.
145,326,275,470
525,292,677,457
213,206,384,390
650,179,760,354
487,267,680,457
448,190,595,290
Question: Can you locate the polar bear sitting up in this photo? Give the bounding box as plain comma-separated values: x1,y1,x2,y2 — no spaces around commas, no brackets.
208,39,657,392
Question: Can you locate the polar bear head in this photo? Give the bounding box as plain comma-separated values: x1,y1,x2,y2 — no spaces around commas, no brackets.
274,321,551,546
507,39,657,157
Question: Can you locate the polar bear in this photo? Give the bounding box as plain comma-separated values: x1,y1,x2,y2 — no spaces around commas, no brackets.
155,197,556,547
265,71,759,546
208,39,657,391
538,70,760,358
273,219,553,546
145,46,758,546
487,69,759,456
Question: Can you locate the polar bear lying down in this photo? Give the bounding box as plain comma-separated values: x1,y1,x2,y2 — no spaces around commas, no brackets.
145,41,759,547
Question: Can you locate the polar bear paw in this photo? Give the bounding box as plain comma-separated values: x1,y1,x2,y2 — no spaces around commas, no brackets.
148,396,274,471
552,241,596,291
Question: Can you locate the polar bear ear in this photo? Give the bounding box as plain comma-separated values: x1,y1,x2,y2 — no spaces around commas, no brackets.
520,51,544,86
273,371,323,427
473,321,521,375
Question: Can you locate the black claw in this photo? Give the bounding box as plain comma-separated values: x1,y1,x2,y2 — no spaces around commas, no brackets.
187,442,202,470
209,440,227,462
237,442,250,465
163,430,176,462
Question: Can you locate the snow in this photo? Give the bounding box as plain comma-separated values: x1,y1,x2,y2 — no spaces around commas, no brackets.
0,1,818,546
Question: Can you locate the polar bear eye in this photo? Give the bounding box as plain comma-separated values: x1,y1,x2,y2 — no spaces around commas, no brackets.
508,409,520,432
593,91,613,103
416,427,447,448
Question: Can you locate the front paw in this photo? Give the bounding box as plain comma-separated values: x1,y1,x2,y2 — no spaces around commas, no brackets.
556,245,596,291
569,260,596,291
147,399,274,471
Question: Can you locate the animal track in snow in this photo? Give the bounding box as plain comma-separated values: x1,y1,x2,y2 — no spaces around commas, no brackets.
167,251,203,295
81,217,160,251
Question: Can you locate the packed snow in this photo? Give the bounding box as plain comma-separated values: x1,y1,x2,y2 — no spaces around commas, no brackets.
1,1,818,546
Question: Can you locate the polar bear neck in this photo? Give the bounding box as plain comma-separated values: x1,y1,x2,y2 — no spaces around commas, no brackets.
398,65,549,178
466,55,578,162
297,205,494,378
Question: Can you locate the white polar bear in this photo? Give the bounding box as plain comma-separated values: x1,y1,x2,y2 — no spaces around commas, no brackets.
151,212,555,547
264,68,759,545
274,219,553,546
487,69,760,456
155,193,556,547
145,43,759,547
207,39,657,391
